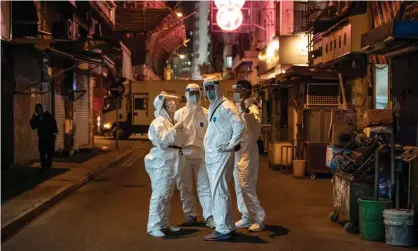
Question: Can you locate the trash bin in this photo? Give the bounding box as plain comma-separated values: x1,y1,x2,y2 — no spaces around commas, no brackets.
383,209,415,246
293,160,306,177
358,197,392,242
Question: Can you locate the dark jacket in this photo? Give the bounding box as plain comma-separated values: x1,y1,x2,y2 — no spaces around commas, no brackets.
30,111,58,140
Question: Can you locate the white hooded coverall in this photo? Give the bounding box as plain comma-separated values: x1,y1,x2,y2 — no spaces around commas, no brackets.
234,97,266,224
203,79,245,234
144,92,182,233
174,84,212,221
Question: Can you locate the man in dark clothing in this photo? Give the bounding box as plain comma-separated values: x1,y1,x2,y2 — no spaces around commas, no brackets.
30,104,58,171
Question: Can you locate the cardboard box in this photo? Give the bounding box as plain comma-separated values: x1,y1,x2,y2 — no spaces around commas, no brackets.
363,109,393,127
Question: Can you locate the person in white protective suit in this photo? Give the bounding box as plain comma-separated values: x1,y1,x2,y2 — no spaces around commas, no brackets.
231,84,250,226
144,91,185,238
232,80,266,232
202,77,245,241
174,83,214,228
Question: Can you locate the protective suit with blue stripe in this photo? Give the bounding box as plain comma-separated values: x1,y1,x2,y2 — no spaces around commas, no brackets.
202,77,245,241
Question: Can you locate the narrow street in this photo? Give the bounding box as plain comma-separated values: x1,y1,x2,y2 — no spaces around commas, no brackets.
2,139,399,251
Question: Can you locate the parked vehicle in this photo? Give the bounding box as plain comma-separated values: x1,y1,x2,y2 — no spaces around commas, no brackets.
99,80,235,139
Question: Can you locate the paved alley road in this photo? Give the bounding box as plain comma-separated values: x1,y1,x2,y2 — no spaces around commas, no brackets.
3,139,401,251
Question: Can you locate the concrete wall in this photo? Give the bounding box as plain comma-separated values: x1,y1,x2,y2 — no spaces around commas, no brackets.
279,1,294,35
12,47,45,165
2,43,14,168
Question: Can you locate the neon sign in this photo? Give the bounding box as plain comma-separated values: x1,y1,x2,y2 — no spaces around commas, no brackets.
214,0,245,31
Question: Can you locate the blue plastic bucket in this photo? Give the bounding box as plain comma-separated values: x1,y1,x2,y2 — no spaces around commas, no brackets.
326,146,352,171
383,209,415,246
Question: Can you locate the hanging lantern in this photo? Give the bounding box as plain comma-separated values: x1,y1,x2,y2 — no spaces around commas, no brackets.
216,7,243,31
214,0,245,31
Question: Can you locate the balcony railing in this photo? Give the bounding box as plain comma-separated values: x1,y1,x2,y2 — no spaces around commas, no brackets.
90,0,116,26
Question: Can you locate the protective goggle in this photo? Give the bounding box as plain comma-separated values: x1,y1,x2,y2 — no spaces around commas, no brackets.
235,84,251,92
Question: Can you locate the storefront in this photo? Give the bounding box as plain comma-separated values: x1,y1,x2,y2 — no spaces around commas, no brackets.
361,1,418,146
48,41,104,153
263,52,368,177
258,34,309,144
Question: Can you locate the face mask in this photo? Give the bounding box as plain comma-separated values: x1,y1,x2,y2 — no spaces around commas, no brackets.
233,93,241,103
166,100,177,113
206,90,216,101
190,94,199,105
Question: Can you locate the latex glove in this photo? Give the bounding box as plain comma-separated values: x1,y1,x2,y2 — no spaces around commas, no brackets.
217,144,234,152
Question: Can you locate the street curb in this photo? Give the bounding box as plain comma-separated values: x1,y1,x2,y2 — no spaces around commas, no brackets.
1,149,134,241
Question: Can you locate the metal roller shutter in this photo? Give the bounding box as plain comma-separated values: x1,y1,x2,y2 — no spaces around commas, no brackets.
74,73,90,148
55,94,65,151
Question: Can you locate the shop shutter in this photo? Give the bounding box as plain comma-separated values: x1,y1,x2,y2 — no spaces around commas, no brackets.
55,94,65,151
74,73,90,148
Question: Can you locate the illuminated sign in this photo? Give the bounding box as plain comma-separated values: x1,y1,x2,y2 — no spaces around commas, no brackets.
214,0,245,31
216,8,243,31
258,34,309,73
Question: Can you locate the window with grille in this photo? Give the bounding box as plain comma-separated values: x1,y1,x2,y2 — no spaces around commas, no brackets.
305,83,340,108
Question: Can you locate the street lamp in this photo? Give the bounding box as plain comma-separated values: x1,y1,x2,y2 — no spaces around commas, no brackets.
176,12,183,17
179,54,186,60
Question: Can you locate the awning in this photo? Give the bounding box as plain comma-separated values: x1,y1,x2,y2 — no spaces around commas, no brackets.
323,52,368,78
276,66,343,82
361,20,418,55
48,41,104,65
275,52,368,83
361,2,418,56
91,37,134,80
115,6,170,32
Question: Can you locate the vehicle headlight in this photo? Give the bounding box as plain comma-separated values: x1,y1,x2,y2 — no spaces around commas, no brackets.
103,123,112,129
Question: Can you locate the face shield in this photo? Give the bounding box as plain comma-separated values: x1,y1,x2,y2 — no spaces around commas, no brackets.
232,85,240,103
185,83,201,105
203,77,221,102
154,92,179,117
164,95,179,113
